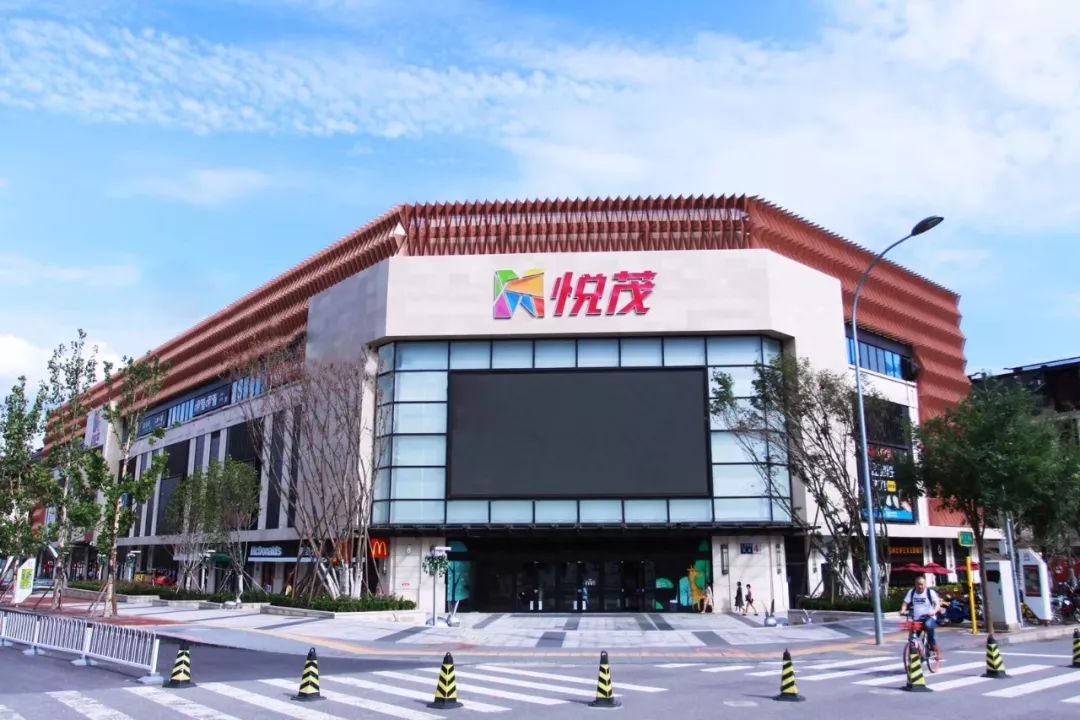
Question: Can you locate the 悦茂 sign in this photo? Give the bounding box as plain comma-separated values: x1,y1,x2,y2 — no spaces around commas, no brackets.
13,558,36,604
493,269,656,320
192,385,232,418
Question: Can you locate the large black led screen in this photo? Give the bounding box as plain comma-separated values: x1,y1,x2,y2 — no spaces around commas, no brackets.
448,369,710,498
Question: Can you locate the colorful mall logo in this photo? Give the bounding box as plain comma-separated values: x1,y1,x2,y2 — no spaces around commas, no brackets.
494,269,656,319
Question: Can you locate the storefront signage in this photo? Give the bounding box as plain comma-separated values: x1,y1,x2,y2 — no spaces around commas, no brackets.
494,269,656,320
84,407,106,448
370,538,389,560
250,545,284,558
13,558,36,605
137,409,168,437
739,543,760,555
863,445,915,523
192,385,232,418
890,546,924,557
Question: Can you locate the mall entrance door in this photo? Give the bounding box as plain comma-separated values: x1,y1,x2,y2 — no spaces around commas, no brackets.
458,536,711,613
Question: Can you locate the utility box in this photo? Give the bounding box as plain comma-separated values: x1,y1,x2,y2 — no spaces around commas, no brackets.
1018,548,1052,623
983,559,1021,632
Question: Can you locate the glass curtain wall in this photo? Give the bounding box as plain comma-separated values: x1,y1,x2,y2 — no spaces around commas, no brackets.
373,335,790,526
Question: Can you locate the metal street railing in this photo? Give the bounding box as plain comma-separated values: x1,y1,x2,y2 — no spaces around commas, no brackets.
0,608,160,683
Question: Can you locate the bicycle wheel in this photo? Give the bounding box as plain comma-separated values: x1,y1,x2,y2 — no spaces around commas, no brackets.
925,644,942,673
902,639,919,673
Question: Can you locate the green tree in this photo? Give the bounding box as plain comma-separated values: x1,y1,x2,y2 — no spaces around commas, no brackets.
164,458,260,596
1018,441,1080,562
711,354,903,598
907,379,1061,630
164,466,215,592
207,459,261,600
97,355,170,617
0,377,54,563
42,331,107,609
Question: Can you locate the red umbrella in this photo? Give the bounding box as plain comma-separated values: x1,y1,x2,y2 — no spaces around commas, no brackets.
893,563,927,573
923,562,951,575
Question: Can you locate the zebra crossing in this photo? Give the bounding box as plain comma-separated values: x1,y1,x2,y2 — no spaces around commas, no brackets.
659,654,1080,704
0,663,668,719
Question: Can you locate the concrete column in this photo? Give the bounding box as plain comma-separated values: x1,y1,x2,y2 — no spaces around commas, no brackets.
713,534,788,614
389,536,447,615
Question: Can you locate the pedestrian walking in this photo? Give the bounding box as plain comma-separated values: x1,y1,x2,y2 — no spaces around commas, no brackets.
700,584,714,614
734,581,744,614
744,583,758,615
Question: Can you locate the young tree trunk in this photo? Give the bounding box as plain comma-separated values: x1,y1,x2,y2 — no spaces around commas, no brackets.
972,522,995,632
51,499,71,610
102,494,124,617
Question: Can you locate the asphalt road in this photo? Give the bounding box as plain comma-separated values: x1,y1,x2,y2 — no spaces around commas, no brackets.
1,636,1079,718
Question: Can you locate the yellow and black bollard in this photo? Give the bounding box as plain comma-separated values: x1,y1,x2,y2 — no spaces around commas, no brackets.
903,644,930,692
774,649,804,702
1072,629,1080,669
294,648,323,701
589,650,620,708
428,652,463,709
164,641,193,689
983,635,1008,678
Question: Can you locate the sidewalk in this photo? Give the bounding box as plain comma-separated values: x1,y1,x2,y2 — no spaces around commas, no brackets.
10,597,1075,660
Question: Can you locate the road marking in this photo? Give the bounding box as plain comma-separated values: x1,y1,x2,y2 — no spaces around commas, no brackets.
46,692,133,720
0,705,26,720
799,662,898,681
657,663,701,668
476,664,666,692
327,675,508,713
855,660,987,686
1063,694,1080,704
201,682,347,719
746,656,889,676
374,670,566,705
957,650,1072,660
984,670,1080,698
929,664,1049,692
126,686,242,720
261,679,442,720
418,667,595,698
701,664,755,673
723,700,758,707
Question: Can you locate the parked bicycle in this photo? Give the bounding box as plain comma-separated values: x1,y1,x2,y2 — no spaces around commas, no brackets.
901,614,941,674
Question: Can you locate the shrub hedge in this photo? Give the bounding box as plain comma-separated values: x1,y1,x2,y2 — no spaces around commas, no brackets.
64,580,415,611
797,589,905,613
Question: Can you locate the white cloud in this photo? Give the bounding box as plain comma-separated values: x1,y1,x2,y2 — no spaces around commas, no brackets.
130,168,271,206
0,0,1077,243
0,255,140,288
0,334,51,391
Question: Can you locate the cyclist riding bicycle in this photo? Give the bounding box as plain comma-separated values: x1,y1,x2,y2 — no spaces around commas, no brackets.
898,573,942,651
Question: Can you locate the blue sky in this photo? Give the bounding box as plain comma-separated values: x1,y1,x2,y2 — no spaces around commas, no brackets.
1,0,1078,392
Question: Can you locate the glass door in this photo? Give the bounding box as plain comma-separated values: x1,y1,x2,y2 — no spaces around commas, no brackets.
558,561,581,612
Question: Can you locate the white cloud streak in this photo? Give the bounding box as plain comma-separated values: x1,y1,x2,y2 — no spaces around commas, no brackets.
0,0,1076,242
128,167,271,206
0,255,141,288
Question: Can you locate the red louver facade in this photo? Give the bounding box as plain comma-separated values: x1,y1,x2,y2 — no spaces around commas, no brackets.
65,196,968,477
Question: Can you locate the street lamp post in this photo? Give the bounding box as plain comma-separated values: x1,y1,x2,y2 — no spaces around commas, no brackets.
853,215,943,646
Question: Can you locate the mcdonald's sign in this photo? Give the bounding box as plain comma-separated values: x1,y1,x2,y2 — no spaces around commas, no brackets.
370,538,390,560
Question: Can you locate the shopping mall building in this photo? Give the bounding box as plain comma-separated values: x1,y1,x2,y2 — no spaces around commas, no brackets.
85,196,975,614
